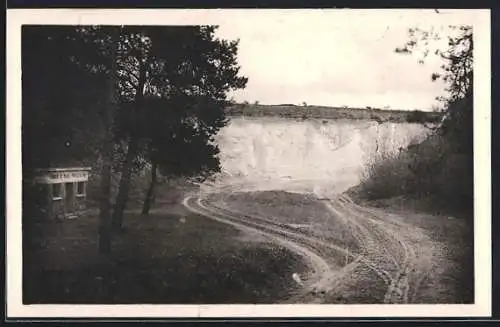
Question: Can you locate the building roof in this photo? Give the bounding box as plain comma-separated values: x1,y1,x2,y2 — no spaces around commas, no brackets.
34,167,92,173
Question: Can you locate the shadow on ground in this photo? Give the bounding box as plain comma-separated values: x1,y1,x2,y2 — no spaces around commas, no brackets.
23,205,308,304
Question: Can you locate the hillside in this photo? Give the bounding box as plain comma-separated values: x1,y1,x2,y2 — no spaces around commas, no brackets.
225,104,443,124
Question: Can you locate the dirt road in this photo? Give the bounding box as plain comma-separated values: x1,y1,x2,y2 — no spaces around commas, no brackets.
182,191,443,304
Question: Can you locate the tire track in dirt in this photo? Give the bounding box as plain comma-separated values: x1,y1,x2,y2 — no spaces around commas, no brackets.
209,197,393,286
183,193,393,303
331,194,434,303
331,196,409,303
346,198,437,303
183,188,435,304
182,195,332,299
323,200,396,284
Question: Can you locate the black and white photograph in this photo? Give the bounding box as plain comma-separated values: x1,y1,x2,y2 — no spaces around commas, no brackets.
6,9,491,318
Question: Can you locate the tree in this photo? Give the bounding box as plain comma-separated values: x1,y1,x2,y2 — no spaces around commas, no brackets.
137,97,225,215
395,24,473,213
21,26,113,206
22,27,110,172
97,26,121,254
395,25,472,104
21,26,248,249
140,27,247,216
107,26,247,224
22,26,119,254
395,25,473,146
109,28,149,230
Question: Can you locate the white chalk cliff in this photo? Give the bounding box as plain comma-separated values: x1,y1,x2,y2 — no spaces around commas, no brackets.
204,116,429,197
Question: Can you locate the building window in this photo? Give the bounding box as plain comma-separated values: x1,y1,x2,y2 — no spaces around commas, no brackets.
52,183,62,199
76,181,86,196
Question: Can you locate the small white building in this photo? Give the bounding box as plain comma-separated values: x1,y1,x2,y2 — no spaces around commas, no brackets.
31,167,91,219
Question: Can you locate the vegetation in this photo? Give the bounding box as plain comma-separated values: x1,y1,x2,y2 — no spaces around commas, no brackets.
355,25,473,217
226,103,442,123
24,195,306,304
407,109,431,124
22,26,247,253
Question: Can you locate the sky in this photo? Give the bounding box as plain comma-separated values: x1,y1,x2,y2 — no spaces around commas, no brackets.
213,10,481,111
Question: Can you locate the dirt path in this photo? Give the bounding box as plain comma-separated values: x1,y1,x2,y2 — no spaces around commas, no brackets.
182,195,333,299
329,194,437,303
182,191,441,304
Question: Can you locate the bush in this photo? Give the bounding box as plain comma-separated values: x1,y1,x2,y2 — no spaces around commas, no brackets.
406,110,428,123
360,150,414,200
357,132,473,215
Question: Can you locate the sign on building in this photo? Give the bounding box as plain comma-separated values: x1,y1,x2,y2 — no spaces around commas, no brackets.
32,167,92,219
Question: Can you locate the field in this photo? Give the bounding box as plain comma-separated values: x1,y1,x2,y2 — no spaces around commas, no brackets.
225,103,443,123
24,179,473,304
210,191,360,254
23,199,309,304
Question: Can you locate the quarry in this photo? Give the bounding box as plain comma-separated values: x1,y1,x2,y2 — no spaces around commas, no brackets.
205,105,434,197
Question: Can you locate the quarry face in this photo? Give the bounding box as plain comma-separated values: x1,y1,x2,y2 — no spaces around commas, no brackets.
203,116,430,198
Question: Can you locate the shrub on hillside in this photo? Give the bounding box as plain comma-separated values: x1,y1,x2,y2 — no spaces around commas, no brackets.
406,110,428,123
360,147,416,200
358,132,473,215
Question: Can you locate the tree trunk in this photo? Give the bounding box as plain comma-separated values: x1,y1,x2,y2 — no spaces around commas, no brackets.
141,160,158,215
111,136,139,230
98,149,113,254
111,56,147,231
98,26,120,255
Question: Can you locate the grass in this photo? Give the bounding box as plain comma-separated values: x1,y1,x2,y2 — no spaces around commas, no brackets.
221,190,473,304
226,103,442,124
348,130,474,304
324,265,388,304
23,203,309,304
348,195,474,304
352,133,473,217
212,190,360,256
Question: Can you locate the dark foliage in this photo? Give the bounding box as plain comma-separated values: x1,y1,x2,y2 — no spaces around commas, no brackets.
406,110,428,124
22,26,108,172
359,25,474,217
22,25,248,250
